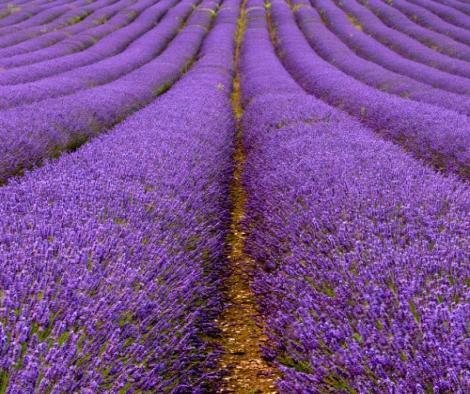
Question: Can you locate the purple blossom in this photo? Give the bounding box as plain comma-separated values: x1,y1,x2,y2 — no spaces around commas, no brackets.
0,0,239,390
240,0,470,391
0,0,468,391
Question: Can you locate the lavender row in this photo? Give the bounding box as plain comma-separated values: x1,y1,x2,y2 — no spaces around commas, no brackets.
409,0,470,28
0,0,218,184
0,0,125,58
274,0,470,179
0,0,177,85
333,0,470,81
0,0,240,390
358,0,470,61
0,0,95,47
0,0,135,64
240,2,470,391
0,0,78,33
386,0,470,46
0,0,157,69
0,0,191,109
291,2,470,116
434,0,470,16
312,0,470,96
0,0,71,28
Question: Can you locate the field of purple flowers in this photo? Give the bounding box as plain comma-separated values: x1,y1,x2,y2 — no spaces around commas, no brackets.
0,0,468,392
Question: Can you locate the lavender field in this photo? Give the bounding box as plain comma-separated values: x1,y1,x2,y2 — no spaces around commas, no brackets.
0,0,468,392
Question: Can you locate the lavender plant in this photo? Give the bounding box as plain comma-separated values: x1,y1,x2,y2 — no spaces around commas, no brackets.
0,0,468,392
408,0,470,28
387,0,470,45
356,0,470,61
0,0,194,108
0,0,218,183
240,1,470,391
0,0,137,65
334,0,470,79
312,0,470,95
0,0,239,391
272,0,470,179
0,0,71,28
291,0,470,116
0,0,177,84
0,0,99,48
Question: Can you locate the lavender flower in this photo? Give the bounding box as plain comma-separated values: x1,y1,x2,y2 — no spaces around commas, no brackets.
240,1,470,391
0,0,240,391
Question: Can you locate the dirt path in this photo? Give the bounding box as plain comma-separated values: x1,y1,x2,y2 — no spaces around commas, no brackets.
216,1,280,392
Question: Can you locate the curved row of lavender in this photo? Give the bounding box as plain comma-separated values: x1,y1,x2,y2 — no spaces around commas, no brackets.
0,0,193,108
0,0,117,45
356,0,470,61
434,0,470,16
0,0,139,66
310,0,470,97
0,0,70,28
332,0,470,80
0,0,219,183
272,0,470,179
0,0,239,390
0,0,179,85
240,0,469,391
0,0,149,63
0,0,80,34
291,1,470,116
0,0,105,49
0,0,77,22
386,0,470,46
408,0,470,29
